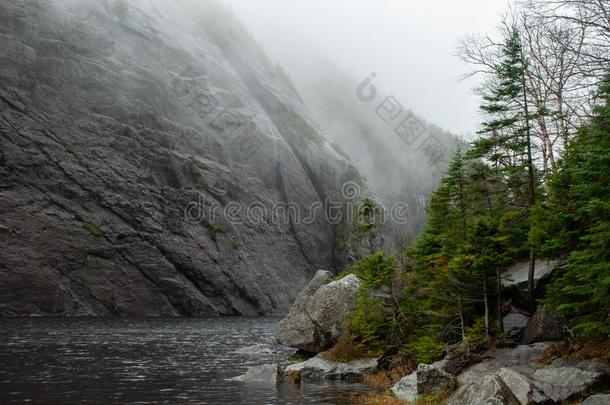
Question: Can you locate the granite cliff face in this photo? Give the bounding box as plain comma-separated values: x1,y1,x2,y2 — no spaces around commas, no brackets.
0,0,372,316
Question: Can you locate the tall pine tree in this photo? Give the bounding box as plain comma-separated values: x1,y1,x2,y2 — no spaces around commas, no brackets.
469,28,538,309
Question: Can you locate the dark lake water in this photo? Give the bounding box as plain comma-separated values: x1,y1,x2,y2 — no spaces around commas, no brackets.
0,317,371,404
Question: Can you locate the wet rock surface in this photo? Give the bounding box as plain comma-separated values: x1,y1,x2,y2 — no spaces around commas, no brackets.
502,260,561,291
0,0,372,316
522,309,566,344
457,342,551,386
281,354,378,382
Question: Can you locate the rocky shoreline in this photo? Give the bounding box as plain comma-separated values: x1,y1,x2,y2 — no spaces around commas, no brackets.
236,270,609,404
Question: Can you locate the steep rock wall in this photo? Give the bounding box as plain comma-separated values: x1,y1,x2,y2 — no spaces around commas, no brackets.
0,0,370,316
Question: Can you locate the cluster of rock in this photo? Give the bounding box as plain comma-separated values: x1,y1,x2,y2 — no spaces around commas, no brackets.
501,306,567,345
499,259,568,343
225,267,610,405
435,260,609,404
391,342,610,405
448,342,608,405
274,270,378,382
270,267,609,405
233,270,377,384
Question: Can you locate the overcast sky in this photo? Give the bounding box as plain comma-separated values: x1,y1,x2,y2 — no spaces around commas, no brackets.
230,0,509,137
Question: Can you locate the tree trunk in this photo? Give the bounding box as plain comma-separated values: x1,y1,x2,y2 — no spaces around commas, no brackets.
528,249,537,310
483,278,490,339
520,43,537,311
458,295,466,342
496,266,504,332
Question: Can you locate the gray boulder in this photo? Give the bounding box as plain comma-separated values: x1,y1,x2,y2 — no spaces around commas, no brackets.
276,272,361,353
502,260,562,308
281,353,378,382
502,260,561,291
495,367,550,404
531,359,608,402
391,370,418,402
417,362,456,395
392,358,449,402
231,364,278,384
458,342,551,386
276,270,333,351
450,367,552,405
503,308,530,339
448,375,520,405
522,309,566,344
583,394,610,405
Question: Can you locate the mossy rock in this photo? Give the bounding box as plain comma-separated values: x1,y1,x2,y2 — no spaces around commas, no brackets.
82,221,103,237
211,223,229,241
189,156,206,170
288,351,312,363
195,177,207,190
212,223,229,234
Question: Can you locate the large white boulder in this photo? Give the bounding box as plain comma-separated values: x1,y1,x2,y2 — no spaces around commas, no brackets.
391,370,418,402
276,271,362,353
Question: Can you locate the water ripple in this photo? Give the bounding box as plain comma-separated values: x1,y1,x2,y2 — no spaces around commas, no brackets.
0,317,369,404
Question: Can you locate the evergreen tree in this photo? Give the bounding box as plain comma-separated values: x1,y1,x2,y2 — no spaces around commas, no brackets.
407,151,508,346
469,28,538,308
533,77,610,337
